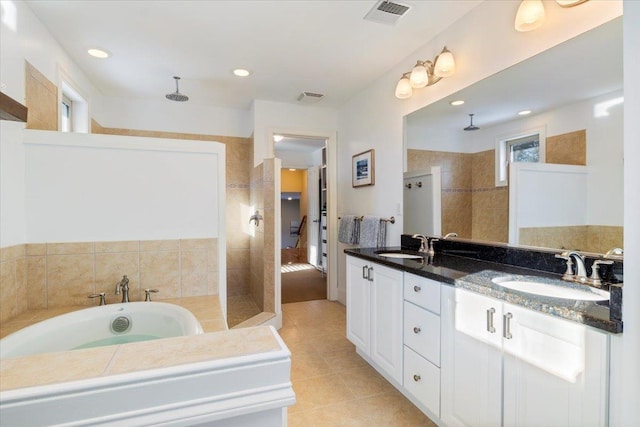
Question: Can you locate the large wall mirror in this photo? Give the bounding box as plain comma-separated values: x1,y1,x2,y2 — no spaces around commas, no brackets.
404,17,623,255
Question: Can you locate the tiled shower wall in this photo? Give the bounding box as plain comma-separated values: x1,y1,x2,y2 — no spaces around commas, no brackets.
519,225,623,254
249,159,276,313
0,238,218,324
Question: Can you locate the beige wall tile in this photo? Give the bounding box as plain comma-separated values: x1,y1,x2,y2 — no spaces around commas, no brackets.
47,242,95,255
25,61,58,131
95,241,139,253
15,258,27,314
547,130,586,165
0,245,25,262
207,274,219,295
0,261,18,323
46,254,95,308
95,252,140,303
140,251,180,298
181,272,208,297
25,244,46,256
139,240,180,252
26,256,47,310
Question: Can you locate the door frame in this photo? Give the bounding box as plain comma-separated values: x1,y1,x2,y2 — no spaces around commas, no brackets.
271,129,338,302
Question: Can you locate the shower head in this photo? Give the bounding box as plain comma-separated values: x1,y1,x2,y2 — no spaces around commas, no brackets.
464,113,479,131
166,76,189,102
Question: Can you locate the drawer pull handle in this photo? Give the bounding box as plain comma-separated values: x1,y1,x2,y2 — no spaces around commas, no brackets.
362,266,368,280
413,285,421,292
503,312,513,339
486,307,496,333
413,326,421,334
413,374,421,382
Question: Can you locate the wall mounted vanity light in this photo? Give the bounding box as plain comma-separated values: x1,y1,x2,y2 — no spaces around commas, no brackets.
515,0,589,32
394,46,455,99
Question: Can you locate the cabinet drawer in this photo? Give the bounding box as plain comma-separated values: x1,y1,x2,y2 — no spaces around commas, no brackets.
404,301,440,366
404,345,440,418
404,274,441,314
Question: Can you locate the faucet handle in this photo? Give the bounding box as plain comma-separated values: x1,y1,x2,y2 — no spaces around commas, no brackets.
589,260,614,287
144,288,159,302
88,292,107,306
555,254,574,281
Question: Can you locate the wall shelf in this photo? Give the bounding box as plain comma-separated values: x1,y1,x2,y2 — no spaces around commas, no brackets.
0,92,28,123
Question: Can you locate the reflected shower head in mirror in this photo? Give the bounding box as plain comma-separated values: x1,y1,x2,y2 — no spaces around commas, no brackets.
166,76,189,102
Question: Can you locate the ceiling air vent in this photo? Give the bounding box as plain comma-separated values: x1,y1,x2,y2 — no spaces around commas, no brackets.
297,91,325,104
364,0,411,26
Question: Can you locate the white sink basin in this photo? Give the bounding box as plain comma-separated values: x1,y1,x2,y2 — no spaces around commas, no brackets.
375,252,423,259
492,277,609,301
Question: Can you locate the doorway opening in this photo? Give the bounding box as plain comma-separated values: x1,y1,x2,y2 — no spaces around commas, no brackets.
275,135,328,304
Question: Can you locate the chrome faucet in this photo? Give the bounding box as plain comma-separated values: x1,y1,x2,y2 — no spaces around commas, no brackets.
412,234,430,253
556,251,587,283
115,275,130,303
443,232,458,239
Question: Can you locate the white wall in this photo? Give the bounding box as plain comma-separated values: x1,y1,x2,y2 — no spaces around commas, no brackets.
252,99,338,166
0,121,27,247
95,97,252,138
23,130,224,243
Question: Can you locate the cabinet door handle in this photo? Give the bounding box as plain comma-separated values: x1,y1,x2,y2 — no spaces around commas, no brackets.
362,265,368,280
413,374,421,382
367,267,374,281
413,326,421,334
503,312,513,339
413,285,421,293
486,307,496,333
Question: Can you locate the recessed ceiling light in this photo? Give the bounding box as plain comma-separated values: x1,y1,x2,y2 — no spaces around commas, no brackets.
289,168,297,171
518,110,532,116
87,48,109,59
233,68,251,77
450,100,465,106
287,197,292,201
273,135,284,142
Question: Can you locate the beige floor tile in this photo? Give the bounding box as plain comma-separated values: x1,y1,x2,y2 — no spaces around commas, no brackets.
283,300,437,426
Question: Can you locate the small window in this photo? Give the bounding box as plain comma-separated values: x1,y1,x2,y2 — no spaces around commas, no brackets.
495,127,546,186
61,94,72,132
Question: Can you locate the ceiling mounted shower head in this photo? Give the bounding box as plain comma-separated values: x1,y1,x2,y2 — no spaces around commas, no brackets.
464,113,479,131
166,76,189,102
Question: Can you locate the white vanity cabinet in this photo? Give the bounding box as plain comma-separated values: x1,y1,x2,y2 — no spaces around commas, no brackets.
403,274,442,418
441,286,609,427
346,255,404,384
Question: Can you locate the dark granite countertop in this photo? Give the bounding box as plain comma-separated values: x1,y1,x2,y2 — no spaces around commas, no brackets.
345,247,622,334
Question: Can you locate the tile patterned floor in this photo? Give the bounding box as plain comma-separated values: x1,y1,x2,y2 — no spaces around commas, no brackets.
280,300,437,427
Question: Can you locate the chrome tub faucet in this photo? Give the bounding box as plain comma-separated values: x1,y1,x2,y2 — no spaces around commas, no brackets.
115,275,130,303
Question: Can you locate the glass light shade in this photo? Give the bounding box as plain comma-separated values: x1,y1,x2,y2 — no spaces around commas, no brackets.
395,75,413,99
515,0,545,32
409,62,429,88
434,49,455,78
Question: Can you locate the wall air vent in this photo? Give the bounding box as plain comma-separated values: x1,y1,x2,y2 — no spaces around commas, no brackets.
364,0,411,26
297,91,325,104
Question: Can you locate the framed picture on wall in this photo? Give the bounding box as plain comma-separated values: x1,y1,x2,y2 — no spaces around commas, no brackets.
352,149,375,187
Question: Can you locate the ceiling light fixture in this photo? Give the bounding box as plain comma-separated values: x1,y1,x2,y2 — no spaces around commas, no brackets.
518,110,532,115
273,135,284,142
233,68,251,77
464,114,479,131
514,0,546,32
556,0,589,7
450,100,465,106
395,46,455,99
87,48,109,59
289,169,296,171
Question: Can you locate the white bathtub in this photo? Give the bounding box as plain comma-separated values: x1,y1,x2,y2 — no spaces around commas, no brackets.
0,302,203,359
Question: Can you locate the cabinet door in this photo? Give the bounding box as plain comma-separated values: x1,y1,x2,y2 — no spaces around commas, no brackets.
440,287,503,427
370,263,404,384
502,303,609,427
346,256,370,353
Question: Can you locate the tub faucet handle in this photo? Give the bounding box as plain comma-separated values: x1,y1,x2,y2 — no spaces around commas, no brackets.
144,288,159,302
88,292,107,306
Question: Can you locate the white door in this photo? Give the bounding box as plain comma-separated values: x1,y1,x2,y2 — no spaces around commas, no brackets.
502,303,609,427
403,167,441,236
307,166,320,268
441,287,503,427
346,256,371,353
370,264,404,384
